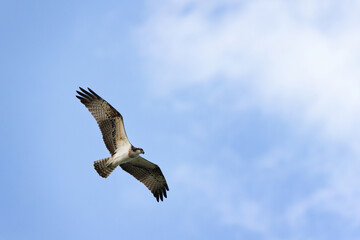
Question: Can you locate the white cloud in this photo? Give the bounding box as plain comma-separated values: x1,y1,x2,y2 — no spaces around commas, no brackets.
136,0,360,142
287,149,360,226
171,162,271,234
135,0,360,236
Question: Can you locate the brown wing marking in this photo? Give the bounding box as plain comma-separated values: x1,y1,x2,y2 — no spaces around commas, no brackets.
120,157,169,202
76,87,128,155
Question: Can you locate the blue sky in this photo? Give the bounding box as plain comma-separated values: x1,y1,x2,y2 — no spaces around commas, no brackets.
2,0,360,239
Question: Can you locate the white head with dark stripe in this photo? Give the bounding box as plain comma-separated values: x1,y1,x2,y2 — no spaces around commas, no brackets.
129,145,145,158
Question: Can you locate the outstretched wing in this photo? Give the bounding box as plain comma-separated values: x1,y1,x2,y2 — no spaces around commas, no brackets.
76,87,129,155
120,156,169,202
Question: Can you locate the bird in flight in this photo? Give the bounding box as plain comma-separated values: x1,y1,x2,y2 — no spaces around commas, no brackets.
76,87,169,202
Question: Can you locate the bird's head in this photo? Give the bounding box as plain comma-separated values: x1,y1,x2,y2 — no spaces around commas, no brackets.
137,148,145,155
131,146,145,156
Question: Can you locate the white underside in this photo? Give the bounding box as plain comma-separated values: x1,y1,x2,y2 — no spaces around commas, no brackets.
109,141,133,166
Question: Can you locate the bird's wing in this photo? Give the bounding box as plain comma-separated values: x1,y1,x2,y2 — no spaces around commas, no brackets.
120,156,169,202
76,87,129,155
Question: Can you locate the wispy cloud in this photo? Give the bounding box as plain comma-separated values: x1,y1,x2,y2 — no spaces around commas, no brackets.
136,0,360,238
136,0,360,142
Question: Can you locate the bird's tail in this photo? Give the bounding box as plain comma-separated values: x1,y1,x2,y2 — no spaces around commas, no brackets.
94,157,116,178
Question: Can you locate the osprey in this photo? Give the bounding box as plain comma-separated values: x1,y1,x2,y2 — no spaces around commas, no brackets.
76,87,169,202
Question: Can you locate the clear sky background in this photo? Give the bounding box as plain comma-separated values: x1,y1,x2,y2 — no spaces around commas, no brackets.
1,0,360,239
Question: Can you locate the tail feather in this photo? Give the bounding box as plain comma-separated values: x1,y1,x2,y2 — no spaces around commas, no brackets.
94,158,116,178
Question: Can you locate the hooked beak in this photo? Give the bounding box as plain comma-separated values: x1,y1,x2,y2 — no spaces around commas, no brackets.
141,150,145,154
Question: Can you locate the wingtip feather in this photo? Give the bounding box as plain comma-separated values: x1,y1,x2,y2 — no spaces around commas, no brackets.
80,87,93,97
75,95,84,101
79,87,86,92
87,88,101,99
